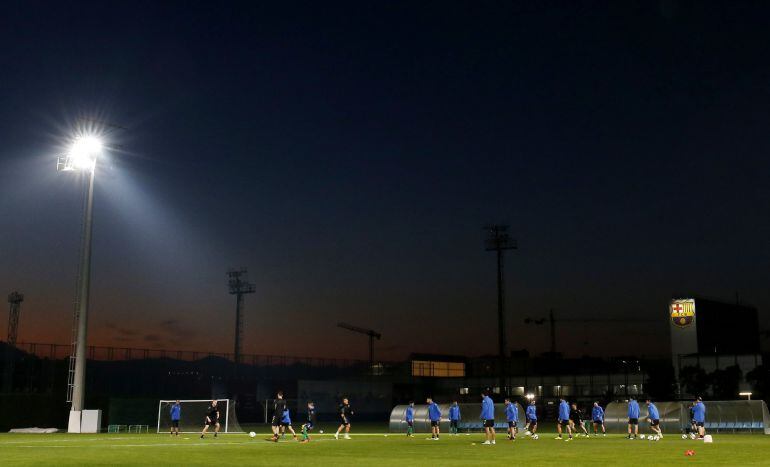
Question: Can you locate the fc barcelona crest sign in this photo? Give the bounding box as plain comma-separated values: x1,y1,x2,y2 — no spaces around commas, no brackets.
670,299,696,328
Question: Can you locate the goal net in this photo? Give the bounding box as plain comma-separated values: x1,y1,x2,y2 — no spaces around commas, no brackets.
157,400,243,433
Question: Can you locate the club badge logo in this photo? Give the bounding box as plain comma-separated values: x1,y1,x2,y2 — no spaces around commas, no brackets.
670,299,696,328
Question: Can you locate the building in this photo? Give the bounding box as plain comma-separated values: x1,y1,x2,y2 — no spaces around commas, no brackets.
669,296,762,396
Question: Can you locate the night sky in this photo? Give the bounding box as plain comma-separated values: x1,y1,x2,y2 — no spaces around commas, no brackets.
1,1,768,361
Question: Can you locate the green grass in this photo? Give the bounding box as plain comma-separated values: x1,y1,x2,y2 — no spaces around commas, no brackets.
1,429,769,466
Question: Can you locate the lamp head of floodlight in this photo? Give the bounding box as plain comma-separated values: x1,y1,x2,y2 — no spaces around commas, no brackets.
59,135,102,172
70,136,102,169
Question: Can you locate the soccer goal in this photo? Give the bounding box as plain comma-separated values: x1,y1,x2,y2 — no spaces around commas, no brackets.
157,400,243,434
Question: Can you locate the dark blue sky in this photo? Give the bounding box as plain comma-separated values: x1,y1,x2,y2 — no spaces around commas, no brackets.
1,1,768,359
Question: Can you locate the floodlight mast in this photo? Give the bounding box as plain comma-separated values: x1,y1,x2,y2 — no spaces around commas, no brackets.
2,292,24,393
484,224,517,396
227,268,255,374
59,136,102,433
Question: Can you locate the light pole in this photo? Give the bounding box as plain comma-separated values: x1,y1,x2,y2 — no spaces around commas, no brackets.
58,136,102,432
484,224,517,395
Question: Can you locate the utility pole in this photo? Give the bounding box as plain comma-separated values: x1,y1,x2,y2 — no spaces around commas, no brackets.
227,268,255,373
3,292,23,392
337,322,381,369
484,224,517,395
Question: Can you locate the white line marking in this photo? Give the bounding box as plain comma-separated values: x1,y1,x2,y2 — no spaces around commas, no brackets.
0,437,147,444
12,441,255,448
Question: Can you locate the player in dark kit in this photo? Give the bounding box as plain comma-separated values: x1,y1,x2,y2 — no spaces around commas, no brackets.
270,391,288,442
570,403,589,437
200,400,220,438
334,398,353,440
300,401,317,443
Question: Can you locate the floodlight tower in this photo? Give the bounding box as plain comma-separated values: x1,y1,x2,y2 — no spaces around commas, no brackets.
58,135,103,432
484,224,517,394
2,292,23,392
227,268,255,370
7,292,23,345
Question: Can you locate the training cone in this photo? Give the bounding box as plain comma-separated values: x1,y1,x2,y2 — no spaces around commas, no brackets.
685,450,695,456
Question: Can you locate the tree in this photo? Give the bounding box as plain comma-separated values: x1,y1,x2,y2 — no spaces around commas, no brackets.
710,365,742,399
644,361,676,400
679,366,709,397
746,364,770,398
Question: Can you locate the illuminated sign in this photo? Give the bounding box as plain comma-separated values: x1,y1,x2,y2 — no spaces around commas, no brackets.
411,360,465,377
670,299,696,328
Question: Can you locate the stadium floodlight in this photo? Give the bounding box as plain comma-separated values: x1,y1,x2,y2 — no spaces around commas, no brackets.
739,392,753,400
58,136,102,172
525,393,535,400
58,133,103,433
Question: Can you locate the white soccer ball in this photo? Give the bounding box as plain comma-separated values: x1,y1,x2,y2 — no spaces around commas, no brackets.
689,433,697,440
640,434,646,439
249,431,256,438
654,435,660,441
532,434,539,440
319,430,324,434
682,434,687,439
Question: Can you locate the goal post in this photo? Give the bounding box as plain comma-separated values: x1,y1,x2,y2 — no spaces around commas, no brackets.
157,399,243,434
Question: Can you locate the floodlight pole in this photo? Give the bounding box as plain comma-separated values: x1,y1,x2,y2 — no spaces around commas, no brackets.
71,165,96,414
3,292,24,393
227,268,255,375
485,224,517,396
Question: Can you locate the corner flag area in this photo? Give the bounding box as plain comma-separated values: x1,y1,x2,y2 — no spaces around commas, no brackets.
1,430,769,466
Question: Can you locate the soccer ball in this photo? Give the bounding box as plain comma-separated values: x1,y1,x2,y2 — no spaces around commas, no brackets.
532,434,539,440
681,434,687,439
689,433,697,440
320,430,324,434
654,435,660,441
640,434,646,439
249,432,256,438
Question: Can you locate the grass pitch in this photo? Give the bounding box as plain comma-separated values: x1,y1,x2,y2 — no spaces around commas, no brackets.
1,429,769,466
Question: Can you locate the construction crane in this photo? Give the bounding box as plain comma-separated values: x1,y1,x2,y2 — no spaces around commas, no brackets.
524,309,656,355
337,322,381,368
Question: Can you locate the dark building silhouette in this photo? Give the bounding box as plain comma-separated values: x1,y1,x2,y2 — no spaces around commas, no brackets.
694,298,760,354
